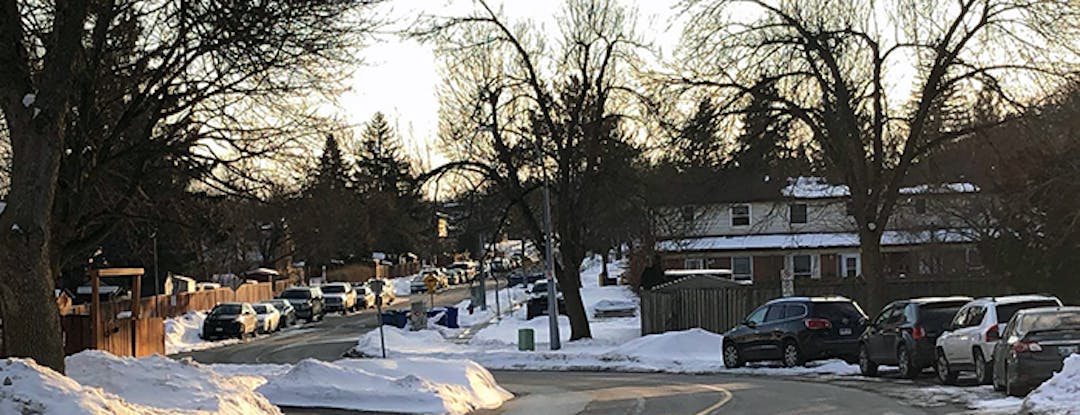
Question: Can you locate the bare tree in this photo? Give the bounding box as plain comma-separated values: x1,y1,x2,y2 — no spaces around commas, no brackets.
0,0,381,371
675,0,1080,309
418,0,647,340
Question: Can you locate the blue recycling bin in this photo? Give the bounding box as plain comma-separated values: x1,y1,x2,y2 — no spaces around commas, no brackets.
380,310,408,328
443,306,459,328
425,306,460,328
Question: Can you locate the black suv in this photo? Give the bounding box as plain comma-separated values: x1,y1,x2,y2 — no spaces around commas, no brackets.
857,296,971,378
723,296,868,368
525,280,567,319
278,286,325,322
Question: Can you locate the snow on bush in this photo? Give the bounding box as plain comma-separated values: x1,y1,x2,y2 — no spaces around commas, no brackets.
1020,354,1080,415
257,358,511,415
66,351,280,414
0,358,167,415
165,311,240,354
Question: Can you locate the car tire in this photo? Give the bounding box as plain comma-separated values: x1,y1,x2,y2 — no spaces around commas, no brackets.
859,344,879,377
781,341,804,367
723,343,744,368
974,349,993,385
936,348,959,385
993,361,1006,392
898,347,918,379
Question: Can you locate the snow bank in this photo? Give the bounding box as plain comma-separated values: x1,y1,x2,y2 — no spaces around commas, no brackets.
354,326,458,356
611,328,720,360
0,358,167,415
67,351,280,414
1020,354,1080,415
257,358,511,415
165,311,240,354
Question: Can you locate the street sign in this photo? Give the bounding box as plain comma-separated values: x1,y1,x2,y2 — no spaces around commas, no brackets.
423,274,439,292
369,278,387,358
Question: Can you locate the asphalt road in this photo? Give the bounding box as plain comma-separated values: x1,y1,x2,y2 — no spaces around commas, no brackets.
180,285,474,364
179,284,971,415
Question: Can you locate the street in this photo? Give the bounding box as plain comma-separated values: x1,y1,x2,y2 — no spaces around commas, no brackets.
180,285,974,415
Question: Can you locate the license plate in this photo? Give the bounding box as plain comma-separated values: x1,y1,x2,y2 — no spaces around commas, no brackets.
215,327,223,332
1060,345,1078,356
839,328,853,336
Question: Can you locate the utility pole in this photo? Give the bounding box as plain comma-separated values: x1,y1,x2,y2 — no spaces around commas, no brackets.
541,172,561,350
152,230,160,317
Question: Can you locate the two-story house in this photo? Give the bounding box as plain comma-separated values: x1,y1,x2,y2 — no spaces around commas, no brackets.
654,176,984,284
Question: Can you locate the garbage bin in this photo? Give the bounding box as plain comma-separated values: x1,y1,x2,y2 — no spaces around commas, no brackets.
518,328,535,351
442,306,459,329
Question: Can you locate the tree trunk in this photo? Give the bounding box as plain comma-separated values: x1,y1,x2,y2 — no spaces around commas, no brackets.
557,253,592,340
858,229,886,314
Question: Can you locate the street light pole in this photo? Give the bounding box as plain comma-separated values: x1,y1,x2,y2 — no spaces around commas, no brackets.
541,180,561,350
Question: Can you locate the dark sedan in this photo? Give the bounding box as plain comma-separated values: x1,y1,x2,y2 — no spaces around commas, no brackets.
723,296,868,368
992,306,1080,396
200,302,258,340
858,296,971,378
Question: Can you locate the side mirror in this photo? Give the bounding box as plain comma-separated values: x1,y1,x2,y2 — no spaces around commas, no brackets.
745,320,757,328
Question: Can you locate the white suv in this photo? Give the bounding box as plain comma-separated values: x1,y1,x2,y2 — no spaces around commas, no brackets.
320,282,358,314
935,295,1062,385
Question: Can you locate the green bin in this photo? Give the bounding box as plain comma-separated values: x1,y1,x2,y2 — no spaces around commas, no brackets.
518,328,535,351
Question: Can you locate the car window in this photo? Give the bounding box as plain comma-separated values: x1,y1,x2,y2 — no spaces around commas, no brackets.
764,304,787,322
321,285,346,294
253,304,268,313
1015,311,1080,337
746,305,768,325
872,305,894,326
281,289,311,299
884,305,906,325
965,306,987,327
951,307,970,328
996,301,1062,324
918,304,965,332
210,304,241,315
783,304,807,319
811,301,865,323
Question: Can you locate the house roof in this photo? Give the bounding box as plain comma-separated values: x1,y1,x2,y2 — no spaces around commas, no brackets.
656,229,975,253
780,177,979,199
651,274,750,291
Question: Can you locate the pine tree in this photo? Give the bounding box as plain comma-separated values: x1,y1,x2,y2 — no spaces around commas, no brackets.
311,134,349,193
727,80,808,175
671,97,723,171
355,112,413,196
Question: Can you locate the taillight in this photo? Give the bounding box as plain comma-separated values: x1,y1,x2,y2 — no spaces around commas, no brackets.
1012,341,1043,353
986,325,1001,342
911,326,925,341
805,318,832,330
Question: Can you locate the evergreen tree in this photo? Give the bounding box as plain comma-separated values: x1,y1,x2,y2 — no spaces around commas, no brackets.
355,112,413,196
727,80,809,175
670,97,723,171
312,134,349,193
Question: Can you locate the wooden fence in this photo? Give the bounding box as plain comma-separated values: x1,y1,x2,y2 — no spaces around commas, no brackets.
641,277,1013,335
66,281,286,320
61,314,164,357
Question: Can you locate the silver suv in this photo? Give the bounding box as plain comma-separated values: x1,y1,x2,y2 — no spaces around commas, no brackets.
935,295,1062,385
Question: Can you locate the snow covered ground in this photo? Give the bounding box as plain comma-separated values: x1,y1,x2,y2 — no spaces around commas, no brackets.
0,352,511,415
165,311,241,355
1019,353,1080,415
353,256,860,376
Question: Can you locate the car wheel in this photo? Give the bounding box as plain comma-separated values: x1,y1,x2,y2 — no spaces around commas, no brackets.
723,343,744,368
974,349,993,385
993,360,1006,392
898,347,918,379
859,344,879,377
936,349,958,385
782,341,804,367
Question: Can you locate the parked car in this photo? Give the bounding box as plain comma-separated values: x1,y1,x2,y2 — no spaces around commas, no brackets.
421,268,449,288
278,286,326,322
355,285,377,308
369,278,396,304
321,282,359,314
526,280,567,319
448,261,479,280
201,302,258,340
253,303,282,333
265,299,296,327
858,296,972,378
935,295,1063,385
410,275,430,293
509,272,545,287
992,306,1080,396
723,296,868,368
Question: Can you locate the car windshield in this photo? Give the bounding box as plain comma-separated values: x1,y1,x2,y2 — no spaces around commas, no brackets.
281,289,311,299
812,302,865,322
997,300,1060,323
268,300,288,309
253,304,269,313
532,282,548,293
321,285,346,294
917,303,967,330
210,304,242,315
1017,311,1080,335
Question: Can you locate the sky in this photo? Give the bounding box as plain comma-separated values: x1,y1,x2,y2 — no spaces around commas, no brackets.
334,0,687,170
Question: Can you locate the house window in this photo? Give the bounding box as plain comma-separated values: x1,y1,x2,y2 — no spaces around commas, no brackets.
731,204,750,227
789,203,808,224
965,248,984,269
792,254,815,278
680,206,695,223
684,258,704,270
915,198,927,214
732,256,753,281
841,254,861,278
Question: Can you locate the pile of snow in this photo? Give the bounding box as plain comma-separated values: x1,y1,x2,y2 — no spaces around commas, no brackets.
453,285,529,328
165,311,240,354
391,276,414,297
0,358,169,415
1021,354,1080,415
258,358,510,415
66,351,279,414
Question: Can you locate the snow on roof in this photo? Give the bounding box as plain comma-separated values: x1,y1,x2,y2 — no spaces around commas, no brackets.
656,229,975,252
76,285,123,295
781,177,979,199
244,267,279,276
781,177,850,199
